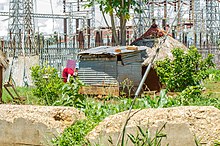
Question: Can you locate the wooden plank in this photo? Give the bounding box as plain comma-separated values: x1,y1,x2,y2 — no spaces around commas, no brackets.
79,85,119,96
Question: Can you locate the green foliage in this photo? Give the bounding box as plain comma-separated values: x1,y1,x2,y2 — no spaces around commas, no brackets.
53,119,94,146
214,140,220,146
86,0,143,19
144,89,177,108
53,77,85,108
175,85,220,108
53,97,152,146
206,69,220,81
127,123,167,146
53,85,220,145
31,65,64,105
179,85,202,99
155,47,215,92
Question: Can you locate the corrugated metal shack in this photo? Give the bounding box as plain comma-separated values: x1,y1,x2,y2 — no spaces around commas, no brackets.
78,46,148,96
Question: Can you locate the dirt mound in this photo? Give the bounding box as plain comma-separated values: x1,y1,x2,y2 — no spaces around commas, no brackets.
87,106,220,146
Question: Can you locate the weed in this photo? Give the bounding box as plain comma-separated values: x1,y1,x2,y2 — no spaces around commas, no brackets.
127,123,167,146
121,78,134,97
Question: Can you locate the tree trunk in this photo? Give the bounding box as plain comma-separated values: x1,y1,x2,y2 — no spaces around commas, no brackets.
110,13,119,46
109,0,119,46
120,0,128,46
120,16,127,46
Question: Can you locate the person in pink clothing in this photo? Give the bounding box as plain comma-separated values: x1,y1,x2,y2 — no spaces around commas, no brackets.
62,60,79,83
62,67,74,83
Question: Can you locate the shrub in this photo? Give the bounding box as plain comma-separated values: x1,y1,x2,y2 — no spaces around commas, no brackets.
53,77,85,108
31,65,64,105
155,47,215,91
177,85,203,106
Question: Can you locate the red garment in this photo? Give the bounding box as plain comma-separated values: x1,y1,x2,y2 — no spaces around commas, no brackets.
62,67,74,82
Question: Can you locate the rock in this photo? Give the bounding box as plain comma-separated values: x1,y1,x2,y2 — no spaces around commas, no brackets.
86,106,220,146
0,104,85,146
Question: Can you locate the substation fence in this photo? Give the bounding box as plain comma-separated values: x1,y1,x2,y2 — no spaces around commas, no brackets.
39,46,78,75
198,48,220,69
0,41,39,57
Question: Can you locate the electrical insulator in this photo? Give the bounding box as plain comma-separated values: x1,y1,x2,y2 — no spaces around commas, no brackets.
174,2,176,12
63,0,66,13
190,0,192,11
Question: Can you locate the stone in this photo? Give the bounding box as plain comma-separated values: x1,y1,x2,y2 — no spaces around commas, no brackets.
0,104,85,146
86,106,220,146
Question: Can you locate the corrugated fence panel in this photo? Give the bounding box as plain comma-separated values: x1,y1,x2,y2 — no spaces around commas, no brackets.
78,60,118,85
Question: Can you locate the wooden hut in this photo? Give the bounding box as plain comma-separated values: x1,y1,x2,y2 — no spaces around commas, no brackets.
0,51,9,101
131,24,188,92
78,46,148,96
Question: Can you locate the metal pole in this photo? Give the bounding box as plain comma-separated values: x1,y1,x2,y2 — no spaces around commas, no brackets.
135,63,152,96
63,0,67,48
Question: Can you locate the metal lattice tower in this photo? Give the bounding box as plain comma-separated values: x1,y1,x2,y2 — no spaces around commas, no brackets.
8,0,24,54
23,0,34,52
194,0,203,48
150,0,154,20
133,0,151,38
8,0,34,55
23,0,34,36
206,0,220,48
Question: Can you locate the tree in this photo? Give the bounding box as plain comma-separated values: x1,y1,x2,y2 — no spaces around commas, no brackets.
86,0,146,46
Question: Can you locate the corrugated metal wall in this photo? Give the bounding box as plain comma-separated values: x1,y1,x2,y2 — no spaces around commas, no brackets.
117,52,144,87
78,50,146,88
78,59,118,85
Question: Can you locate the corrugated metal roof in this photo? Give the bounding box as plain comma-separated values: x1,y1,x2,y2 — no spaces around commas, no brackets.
78,46,148,56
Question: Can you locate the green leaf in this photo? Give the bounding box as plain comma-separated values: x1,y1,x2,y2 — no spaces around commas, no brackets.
127,133,136,144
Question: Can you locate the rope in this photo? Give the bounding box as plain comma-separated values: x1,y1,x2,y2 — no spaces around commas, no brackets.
116,3,184,146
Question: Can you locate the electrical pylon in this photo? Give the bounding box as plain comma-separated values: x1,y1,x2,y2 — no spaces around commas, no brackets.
206,0,220,49
8,0,24,55
23,0,34,54
8,0,34,55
